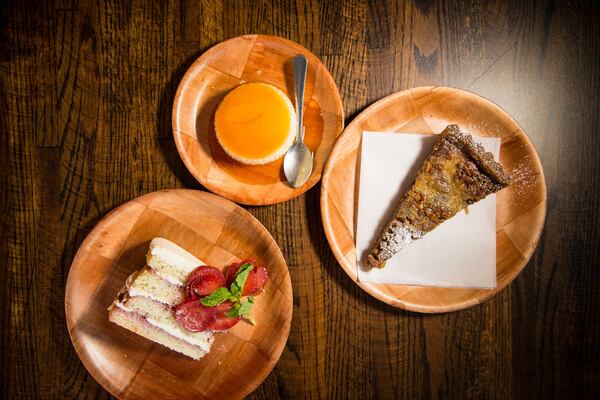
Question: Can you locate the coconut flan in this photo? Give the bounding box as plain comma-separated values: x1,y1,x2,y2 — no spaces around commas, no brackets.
215,82,297,165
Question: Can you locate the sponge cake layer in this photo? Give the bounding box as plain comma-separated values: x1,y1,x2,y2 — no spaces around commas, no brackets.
109,306,209,360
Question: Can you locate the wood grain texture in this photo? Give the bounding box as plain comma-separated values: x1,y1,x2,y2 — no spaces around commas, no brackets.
65,189,292,399
321,86,546,312
1,0,598,399
172,34,344,205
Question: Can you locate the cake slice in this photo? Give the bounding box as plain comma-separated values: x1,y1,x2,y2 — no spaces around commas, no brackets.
146,237,206,285
109,238,214,360
123,266,185,305
366,125,511,269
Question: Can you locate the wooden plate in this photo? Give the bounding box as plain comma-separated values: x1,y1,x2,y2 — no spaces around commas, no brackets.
65,189,292,399
173,34,344,205
321,86,547,313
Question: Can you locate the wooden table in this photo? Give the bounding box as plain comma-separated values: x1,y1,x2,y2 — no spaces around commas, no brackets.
2,1,598,399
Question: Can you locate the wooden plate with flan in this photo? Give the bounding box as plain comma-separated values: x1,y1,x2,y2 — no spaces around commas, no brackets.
172,34,344,205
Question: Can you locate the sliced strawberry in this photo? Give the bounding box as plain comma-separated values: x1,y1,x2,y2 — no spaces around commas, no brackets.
189,275,225,297
246,265,268,295
183,291,198,302
225,260,269,296
205,301,241,331
208,314,241,331
185,266,226,298
172,299,217,332
212,301,235,313
187,265,225,284
225,261,245,286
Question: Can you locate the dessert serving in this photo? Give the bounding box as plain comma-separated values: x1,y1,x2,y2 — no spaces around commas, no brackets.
215,82,297,165
366,125,512,269
108,237,268,360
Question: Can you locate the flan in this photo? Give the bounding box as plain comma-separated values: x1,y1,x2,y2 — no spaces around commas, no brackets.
366,125,512,269
215,82,297,165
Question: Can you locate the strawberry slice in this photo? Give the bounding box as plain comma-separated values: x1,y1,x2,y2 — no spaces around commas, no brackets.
224,261,241,287
226,260,269,296
205,301,241,331
172,299,217,332
246,265,269,295
185,266,226,298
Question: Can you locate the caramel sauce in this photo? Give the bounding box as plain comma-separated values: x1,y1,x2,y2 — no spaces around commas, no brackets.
210,99,324,184
215,83,294,160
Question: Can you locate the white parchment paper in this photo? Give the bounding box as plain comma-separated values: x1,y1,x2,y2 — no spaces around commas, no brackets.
356,131,500,288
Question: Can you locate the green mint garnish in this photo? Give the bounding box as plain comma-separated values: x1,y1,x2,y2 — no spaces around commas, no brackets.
200,287,235,306
200,262,255,324
225,296,255,324
229,263,253,299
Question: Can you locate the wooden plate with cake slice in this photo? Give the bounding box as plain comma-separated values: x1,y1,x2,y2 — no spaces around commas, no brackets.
320,86,547,313
172,34,344,205
65,189,292,399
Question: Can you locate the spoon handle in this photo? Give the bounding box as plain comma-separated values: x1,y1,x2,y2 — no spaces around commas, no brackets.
293,55,308,142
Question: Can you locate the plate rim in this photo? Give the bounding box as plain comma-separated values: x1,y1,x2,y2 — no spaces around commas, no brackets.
320,85,547,313
64,188,293,399
172,34,345,206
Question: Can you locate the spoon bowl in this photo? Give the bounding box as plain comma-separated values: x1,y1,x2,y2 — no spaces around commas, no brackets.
284,138,313,188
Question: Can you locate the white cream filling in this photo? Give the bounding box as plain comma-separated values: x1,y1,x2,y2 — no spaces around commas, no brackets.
127,287,165,303
144,316,213,353
147,237,205,274
153,270,184,286
115,301,133,313
114,302,213,352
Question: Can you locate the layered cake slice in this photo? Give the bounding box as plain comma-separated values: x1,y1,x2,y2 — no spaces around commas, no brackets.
366,125,512,269
108,238,214,360
146,237,206,285
109,238,270,360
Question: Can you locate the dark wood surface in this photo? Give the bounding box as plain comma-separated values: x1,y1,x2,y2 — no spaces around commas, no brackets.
1,0,598,399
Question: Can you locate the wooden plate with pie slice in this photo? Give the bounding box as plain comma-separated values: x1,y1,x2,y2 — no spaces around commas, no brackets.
172,34,344,205
321,86,546,313
65,189,292,399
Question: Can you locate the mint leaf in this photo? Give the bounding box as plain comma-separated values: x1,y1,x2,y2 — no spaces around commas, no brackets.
200,262,254,312
201,287,234,306
239,297,255,325
225,302,241,318
238,297,253,314
229,263,253,299
225,296,255,325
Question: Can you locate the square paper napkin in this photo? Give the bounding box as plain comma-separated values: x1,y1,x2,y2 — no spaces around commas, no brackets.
356,131,501,288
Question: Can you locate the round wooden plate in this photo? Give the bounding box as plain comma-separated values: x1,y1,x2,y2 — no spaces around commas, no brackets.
173,34,344,205
321,86,547,313
65,189,292,399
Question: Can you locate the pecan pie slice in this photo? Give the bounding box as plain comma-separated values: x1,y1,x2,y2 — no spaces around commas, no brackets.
366,125,511,269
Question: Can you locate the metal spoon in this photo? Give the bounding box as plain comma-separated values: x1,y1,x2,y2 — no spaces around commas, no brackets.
284,55,313,188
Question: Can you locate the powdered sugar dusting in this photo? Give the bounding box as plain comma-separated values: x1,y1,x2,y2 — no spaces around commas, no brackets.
375,223,424,262
509,154,540,202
